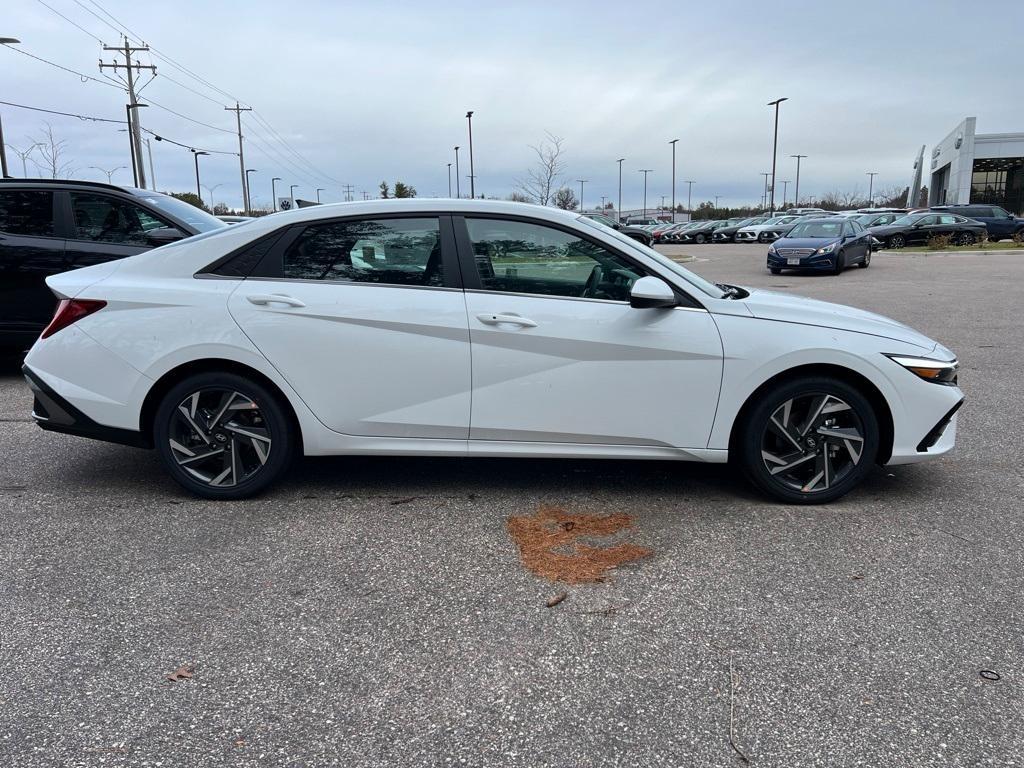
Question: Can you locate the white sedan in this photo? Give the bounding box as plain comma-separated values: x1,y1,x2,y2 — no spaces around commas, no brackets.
735,215,802,243
23,200,963,504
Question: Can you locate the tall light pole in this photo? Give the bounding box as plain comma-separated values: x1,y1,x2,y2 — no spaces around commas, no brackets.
866,172,878,207
89,165,127,184
202,183,222,210
316,187,324,203
684,180,695,213
447,163,452,197
271,177,281,211
638,169,652,217
246,169,258,210
191,150,208,203
289,184,298,207
715,195,721,209
781,180,790,208
454,146,460,198
669,138,678,222
143,138,156,188
576,179,587,213
767,97,788,212
7,143,41,178
617,158,624,222
791,154,807,206
465,111,475,199
761,172,772,210
0,38,21,178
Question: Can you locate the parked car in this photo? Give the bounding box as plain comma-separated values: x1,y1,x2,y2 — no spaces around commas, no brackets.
678,219,729,244
713,217,769,243
652,222,689,243
867,212,988,249
624,215,661,226
853,212,905,228
735,215,800,243
218,215,254,225
0,179,225,354
24,199,962,504
582,212,653,246
767,217,874,274
788,208,830,217
929,204,1024,241
663,222,702,243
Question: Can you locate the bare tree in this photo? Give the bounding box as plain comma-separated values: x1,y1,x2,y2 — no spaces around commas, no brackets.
507,191,532,203
553,186,578,210
31,123,75,179
515,132,565,206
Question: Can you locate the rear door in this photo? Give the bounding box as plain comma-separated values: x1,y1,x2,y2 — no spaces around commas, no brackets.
0,188,65,342
227,214,472,439
62,190,183,269
455,215,723,449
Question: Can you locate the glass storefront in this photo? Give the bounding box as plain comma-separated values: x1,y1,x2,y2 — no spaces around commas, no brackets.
971,157,1024,214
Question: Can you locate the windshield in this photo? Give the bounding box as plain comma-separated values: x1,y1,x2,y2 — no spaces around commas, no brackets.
585,213,618,228
132,193,227,233
764,216,794,225
888,213,926,227
785,220,844,239
577,216,725,299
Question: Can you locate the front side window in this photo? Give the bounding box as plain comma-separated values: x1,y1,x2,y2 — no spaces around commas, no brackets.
938,214,958,225
69,192,177,245
0,190,55,236
466,218,645,301
282,217,443,286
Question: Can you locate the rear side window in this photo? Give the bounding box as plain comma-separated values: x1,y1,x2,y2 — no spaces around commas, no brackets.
282,218,443,287
965,207,992,218
0,190,55,236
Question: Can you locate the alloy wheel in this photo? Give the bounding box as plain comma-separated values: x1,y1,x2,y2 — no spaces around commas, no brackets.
760,393,865,495
167,388,272,487
957,232,974,246
889,234,905,249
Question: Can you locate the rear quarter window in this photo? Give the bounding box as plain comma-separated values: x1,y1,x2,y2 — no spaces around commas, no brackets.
0,190,55,236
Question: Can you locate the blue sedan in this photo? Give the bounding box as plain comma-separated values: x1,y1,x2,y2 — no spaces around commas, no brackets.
767,217,874,275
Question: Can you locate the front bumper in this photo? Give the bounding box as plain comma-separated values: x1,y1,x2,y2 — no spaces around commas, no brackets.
767,252,839,271
735,231,759,241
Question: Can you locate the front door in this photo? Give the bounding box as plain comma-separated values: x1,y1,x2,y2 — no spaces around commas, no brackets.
228,215,472,439
456,216,723,449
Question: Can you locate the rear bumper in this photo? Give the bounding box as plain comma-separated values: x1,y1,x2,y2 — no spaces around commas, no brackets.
23,365,150,448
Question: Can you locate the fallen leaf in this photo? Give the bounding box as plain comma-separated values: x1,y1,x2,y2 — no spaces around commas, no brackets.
545,592,568,608
165,665,194,682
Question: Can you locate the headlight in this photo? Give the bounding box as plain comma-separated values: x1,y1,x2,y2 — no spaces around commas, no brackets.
767,244,777,254
816,241,839,254
886,354,959,385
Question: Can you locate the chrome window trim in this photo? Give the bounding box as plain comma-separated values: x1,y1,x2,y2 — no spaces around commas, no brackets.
241,275,463,293
463,287,709,311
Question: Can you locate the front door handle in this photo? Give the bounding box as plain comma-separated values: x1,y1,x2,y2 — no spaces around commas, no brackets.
476,313,538,328
247,293,306,308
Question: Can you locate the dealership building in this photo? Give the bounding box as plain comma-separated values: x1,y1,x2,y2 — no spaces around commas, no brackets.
930,117,1024,213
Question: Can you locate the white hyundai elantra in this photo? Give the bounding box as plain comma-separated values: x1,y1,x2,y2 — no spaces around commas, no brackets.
23,200,963,503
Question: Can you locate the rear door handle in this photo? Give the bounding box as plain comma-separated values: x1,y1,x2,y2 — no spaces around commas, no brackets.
247,293,306,308
476,313,538,328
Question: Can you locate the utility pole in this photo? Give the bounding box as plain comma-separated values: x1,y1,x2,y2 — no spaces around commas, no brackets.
225,102,253,214
617,158,624,222
100,39,155,188
638,169,652,217
684,180,695,213
791,154,807,206
866,172,878,206
0,113,8,178
342,183,354,202
669,138,678,223
576,179,587,213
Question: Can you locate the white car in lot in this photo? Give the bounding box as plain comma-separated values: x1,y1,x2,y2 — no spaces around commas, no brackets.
23,200,963,504
735,215,802,243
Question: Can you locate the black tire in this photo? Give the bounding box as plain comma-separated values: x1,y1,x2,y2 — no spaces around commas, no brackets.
769,268,782,275
736,376,879,504
858,251,871,268
956,231,975,246
832,250,845,275
888,234,905,249
694,233,706,244
153,371,295,500
758,232,769,243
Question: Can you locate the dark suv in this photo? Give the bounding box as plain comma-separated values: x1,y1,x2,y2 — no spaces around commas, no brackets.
930,204,1024,241
0,179,225,353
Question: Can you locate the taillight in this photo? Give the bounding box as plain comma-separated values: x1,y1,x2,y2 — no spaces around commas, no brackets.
40,299,107,339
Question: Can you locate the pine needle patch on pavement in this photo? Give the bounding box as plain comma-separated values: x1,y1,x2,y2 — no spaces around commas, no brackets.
506,505,651,584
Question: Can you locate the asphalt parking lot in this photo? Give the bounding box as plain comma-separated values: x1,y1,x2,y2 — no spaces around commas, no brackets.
2,243,1022,767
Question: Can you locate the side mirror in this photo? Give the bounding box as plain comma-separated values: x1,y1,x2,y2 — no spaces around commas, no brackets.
146,226,186,246
630,276,677,309
612,223,622,230
869,236,882,251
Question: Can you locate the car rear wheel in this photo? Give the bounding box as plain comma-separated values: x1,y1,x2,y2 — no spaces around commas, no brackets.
694,233,706,244
888,234,905,249
153,372,294,499
956,231,975,246
737,376,879,504
757,232,769,243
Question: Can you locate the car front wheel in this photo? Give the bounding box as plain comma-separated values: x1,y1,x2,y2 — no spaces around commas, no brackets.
153,372,294,499
888,234,905,249
737,376,879,504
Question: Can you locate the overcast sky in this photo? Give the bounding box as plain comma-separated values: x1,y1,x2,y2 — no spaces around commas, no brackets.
3,0,1023,210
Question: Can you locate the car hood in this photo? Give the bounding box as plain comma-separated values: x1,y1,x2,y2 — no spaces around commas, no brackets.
866,225,906,236
739,288,937,351
738,223,780,233
772,237,837,249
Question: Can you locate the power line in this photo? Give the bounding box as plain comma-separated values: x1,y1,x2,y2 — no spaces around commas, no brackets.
70,0,125,38
144,97,235,134
33,0,104,43
2,44,122,89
